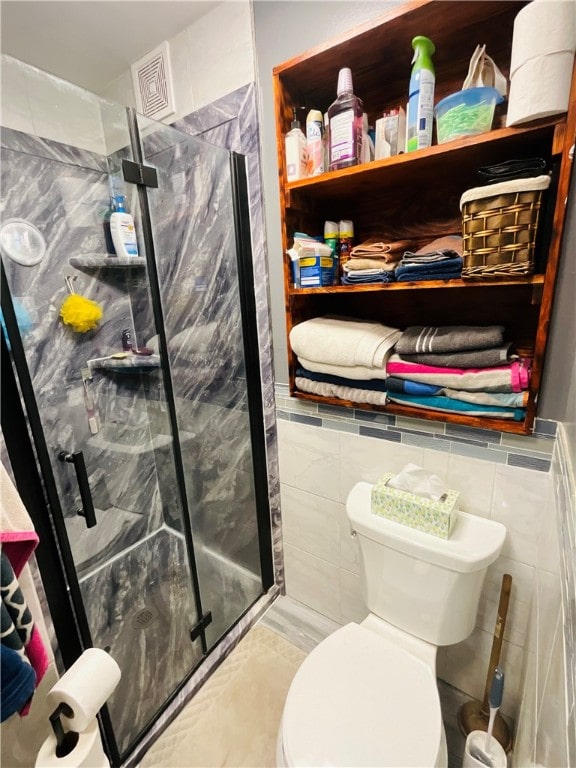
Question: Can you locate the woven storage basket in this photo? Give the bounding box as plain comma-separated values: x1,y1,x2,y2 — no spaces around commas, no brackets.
460,175,550,279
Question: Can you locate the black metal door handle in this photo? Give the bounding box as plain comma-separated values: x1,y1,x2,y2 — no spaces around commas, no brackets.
58,451,97,528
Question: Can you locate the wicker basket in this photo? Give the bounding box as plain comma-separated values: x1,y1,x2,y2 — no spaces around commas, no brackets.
460,175,550,280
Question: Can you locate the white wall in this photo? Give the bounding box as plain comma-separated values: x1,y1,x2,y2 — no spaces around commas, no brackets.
278,418,553,722
100,1,255,120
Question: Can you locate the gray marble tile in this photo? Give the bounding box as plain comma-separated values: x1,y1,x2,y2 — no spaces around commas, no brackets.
259,594,340,654
81,528,203,755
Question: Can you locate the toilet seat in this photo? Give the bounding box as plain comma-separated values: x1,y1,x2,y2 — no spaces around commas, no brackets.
280,622,443,767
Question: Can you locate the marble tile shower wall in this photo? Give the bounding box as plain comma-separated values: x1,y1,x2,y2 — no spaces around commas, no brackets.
276,386,557,722
0,127,165,580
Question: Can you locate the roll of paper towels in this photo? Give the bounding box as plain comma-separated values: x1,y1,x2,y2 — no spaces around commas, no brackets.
47,649,121,733
507,51,575,126
510,0,576,76
36,718,109,768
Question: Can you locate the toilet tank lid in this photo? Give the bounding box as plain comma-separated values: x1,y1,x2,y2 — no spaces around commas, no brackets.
346,482,506,573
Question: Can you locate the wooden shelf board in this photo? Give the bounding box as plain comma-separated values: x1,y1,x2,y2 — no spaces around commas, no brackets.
291,390,532,435
289,275,545,296
285,120,562,202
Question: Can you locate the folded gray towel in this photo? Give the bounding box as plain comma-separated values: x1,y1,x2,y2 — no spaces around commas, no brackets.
396,325,505,355
400,344,517,369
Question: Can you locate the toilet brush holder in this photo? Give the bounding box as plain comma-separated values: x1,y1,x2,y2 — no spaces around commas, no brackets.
463,730,507,768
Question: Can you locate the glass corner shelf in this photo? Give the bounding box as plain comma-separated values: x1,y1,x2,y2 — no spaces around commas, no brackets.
69,255,147,269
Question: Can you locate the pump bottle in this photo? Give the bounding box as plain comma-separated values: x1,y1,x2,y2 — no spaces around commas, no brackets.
406,36,436,152
285,108,307,182
328,68,363,171
110,196,139,257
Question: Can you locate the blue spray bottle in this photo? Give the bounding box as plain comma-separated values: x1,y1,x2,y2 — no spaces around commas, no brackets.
406,36,436,152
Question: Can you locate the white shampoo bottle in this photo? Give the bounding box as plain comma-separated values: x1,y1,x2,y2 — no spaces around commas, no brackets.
110,195,139,257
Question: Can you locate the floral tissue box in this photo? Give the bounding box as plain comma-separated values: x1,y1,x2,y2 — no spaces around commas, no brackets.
371,473,460,539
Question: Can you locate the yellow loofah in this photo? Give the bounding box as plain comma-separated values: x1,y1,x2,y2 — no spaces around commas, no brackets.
60,293,103,333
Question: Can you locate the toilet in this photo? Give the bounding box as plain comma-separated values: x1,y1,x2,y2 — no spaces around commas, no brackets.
277,481,507,768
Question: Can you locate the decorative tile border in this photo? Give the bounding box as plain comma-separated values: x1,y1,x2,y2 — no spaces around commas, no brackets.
275,385,555,472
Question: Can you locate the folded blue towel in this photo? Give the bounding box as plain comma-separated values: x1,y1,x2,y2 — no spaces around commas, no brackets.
1,644,36,722
386,391,526,420
385,376,441,395
396,257,463,281
296,367,388,392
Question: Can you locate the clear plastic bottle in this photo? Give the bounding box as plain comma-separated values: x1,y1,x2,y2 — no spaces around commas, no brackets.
328,68,364,171
285,108,307,182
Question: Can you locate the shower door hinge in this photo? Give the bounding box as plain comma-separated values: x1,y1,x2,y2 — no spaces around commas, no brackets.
190,611,213,642
122,159,158,188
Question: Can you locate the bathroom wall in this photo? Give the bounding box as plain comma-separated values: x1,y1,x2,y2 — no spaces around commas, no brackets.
275,394,557,724
252,0,397,383
513,425,575,767
100,0,255,120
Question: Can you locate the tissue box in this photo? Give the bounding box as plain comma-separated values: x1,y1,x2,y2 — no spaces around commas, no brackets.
371,473,460,538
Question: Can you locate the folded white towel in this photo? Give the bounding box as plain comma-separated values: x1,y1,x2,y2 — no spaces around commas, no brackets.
290,316,401,369
297,356,389,380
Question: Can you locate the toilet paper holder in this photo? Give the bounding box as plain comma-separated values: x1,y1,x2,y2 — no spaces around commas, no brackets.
49,702,79,758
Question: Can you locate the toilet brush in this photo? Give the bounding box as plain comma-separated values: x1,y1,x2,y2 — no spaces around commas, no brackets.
469,668,505,767
457,574,513,753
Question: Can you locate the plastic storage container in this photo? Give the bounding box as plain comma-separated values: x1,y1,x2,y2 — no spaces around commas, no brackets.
435,87,503,144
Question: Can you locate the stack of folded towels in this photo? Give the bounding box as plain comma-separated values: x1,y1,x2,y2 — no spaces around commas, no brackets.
341,235,463,284
342,239,412,284
290,316,402,405
386,325,530,421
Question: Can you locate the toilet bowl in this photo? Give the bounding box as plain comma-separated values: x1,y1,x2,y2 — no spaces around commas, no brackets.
276,481,506,767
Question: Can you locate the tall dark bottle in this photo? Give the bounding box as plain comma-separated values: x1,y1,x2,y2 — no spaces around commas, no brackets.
328,67,363,171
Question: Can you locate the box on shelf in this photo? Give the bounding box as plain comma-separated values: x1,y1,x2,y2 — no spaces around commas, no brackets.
375,108,406,159
292,253,336,288
371,473,460,538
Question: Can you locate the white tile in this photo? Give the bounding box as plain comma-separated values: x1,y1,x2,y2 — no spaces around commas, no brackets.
446,454,496,518
283,543,341,623
278,420,340,501
1,56,34,133
339,503,360,575
186,2,255,110
339,569,367,625
491,466,551,566
280,483,340,566
536,482,561,574
338,432,423,502
168,28,194,122
475,557,534,646
422,449,450,483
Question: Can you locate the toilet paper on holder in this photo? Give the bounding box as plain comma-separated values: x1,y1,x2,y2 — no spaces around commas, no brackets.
46,648,121,733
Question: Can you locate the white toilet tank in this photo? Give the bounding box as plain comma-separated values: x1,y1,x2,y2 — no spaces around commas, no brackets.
346,482,506,646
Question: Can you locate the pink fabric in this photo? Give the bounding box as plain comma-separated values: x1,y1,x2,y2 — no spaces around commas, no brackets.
0,531,39,578
386,356,532,393
25,625,49,684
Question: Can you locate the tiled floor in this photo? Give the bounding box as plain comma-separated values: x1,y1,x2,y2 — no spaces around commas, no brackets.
139,593,483,767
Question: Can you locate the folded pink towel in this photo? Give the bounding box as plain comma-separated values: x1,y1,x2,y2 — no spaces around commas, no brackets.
386,355,531,392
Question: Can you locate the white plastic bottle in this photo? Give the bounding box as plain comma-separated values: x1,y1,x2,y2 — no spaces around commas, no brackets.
110,196,139,257
285,108,307,182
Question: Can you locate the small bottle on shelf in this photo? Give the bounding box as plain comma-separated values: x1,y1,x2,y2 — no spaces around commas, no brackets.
328,68,364,171
285,108,307,182
338,220,354,282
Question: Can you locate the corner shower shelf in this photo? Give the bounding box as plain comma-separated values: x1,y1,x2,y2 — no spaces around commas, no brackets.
88,354,161,372
69,255,147,269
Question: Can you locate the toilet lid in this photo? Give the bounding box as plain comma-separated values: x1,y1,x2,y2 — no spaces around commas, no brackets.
281,623,442,767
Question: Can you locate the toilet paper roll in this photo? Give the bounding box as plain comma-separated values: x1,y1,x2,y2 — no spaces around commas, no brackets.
510,0,576,77
47,649,121,733
506,51,575,126
35,718,109,768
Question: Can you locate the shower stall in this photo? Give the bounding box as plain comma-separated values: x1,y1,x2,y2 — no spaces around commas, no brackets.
1,56,274,764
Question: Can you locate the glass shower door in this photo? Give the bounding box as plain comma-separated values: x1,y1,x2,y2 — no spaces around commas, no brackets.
135,115,267,650
0,57,204,760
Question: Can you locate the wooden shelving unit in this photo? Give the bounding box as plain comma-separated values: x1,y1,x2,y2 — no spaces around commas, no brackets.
273,0,576,434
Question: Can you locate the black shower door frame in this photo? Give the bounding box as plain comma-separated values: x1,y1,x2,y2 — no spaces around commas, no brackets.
1,108,274,766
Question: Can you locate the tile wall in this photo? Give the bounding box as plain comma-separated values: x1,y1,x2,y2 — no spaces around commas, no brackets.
276,387,558,725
